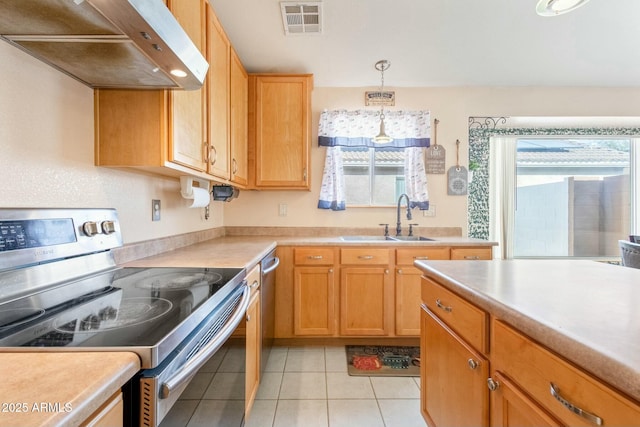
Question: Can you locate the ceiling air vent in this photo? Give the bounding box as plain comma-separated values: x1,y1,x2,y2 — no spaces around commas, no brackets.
280,2,323,35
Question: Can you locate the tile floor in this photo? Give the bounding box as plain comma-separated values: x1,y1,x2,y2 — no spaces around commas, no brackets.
161,345,426,427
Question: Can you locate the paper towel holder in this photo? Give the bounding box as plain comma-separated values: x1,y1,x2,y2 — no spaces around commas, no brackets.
180,176,210,200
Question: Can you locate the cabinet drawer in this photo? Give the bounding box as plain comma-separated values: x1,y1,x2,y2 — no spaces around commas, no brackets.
246,263,261,296
492,320,640,426
396,247,450,265
421,276,487,353
341,248,391,265
450,247,492,260
294,247,335,265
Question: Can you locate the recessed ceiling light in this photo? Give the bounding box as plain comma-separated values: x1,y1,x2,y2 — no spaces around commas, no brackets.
536,0,591,16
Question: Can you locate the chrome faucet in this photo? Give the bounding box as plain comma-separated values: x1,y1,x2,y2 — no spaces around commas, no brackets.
396,193,412,236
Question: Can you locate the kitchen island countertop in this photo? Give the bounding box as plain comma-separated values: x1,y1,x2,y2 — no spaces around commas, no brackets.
415,259,640,403
0,352,140,426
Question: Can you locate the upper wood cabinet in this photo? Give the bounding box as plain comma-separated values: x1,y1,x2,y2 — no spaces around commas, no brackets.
206,4,231,180
248,74,313,190
95,0,248,187
230,48,248,186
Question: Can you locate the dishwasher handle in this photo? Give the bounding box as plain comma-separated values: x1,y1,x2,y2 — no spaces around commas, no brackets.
160,284,250,399
262,256,280,276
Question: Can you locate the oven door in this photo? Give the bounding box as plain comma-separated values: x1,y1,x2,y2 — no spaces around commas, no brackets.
135,281,249,427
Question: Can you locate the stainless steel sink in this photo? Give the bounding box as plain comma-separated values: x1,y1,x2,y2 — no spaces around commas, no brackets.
339,235,434,242
339,235,389,241
387,236,435,241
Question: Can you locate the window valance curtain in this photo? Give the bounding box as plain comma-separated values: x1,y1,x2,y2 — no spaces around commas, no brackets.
318,110,431,148
317,109,430,211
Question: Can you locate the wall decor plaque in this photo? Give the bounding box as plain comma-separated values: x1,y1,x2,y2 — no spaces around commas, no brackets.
425,145,446,174
365,91,395,106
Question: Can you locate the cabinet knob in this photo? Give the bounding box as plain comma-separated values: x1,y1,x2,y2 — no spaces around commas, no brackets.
328,268,334,273
398,269,402,274
467,359,479,370
487,378,500,391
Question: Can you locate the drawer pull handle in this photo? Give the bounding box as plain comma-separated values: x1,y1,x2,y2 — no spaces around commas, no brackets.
487,378,500,391
414,256,429,260
467,359,479,370
550,383,603,426
435,299,453,313
464,255,480,260
307,255,324,260
358,255,374,260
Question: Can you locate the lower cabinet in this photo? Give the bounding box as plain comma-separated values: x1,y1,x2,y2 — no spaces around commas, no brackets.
245,288,260,414
81,392,123,427
294,266,335,335
420,276,640,427
489,371,562,427
394,267,422,335
340,266,393,336
421,306,489,427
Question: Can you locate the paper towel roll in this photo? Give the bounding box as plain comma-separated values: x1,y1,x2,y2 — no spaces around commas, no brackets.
187,187,210,208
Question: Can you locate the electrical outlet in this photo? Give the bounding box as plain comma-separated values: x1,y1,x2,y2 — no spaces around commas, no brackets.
423,204,436,217
152,199,161,221
278,203,288,217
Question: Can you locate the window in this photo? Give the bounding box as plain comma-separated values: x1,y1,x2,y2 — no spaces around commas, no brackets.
342,147,406,206
511,138,632,258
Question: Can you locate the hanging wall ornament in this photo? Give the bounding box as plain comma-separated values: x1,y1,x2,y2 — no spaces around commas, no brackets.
425,118,446,174
447,139,468,195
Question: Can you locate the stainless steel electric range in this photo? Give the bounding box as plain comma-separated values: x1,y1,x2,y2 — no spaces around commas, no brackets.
0,208,248,426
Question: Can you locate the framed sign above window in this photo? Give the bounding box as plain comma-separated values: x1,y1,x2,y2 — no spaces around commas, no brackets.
365,91,395,107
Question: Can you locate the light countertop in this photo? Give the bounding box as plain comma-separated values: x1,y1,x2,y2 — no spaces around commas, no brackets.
0,352,140,427
121,235,495,269
415,259,640,402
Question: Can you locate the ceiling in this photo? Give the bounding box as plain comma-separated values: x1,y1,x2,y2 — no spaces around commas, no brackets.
209,0,640,88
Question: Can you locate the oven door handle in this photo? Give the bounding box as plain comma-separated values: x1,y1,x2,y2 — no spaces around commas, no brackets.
160,283,250,399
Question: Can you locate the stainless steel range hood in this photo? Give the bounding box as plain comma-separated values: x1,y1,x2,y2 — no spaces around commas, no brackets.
0,0,209,90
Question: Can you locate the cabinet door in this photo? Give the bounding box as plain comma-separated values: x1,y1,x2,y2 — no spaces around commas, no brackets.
245,290,261,414
489,371,562,427
168,0,207,171
230,48,248,186
81,392,123,427
251,74,312,189
395,266,422,336
340,267,392,336
206,4,231,180
421,306,489,427
294,266,335,336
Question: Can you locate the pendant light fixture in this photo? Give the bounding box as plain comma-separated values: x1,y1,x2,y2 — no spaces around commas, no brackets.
372,59,393,144
536,0,591,16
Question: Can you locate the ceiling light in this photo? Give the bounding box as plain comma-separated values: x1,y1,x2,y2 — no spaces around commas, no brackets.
170,69,188,78
536,0,591,16
372,60,393,144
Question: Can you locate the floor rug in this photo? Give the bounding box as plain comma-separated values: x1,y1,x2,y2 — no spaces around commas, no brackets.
346,345,420,377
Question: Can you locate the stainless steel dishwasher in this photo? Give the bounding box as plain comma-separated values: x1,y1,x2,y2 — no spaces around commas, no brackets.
260,249,279,372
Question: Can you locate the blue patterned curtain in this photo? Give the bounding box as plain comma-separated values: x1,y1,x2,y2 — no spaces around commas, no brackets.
318,110,431,211
318,110,431,148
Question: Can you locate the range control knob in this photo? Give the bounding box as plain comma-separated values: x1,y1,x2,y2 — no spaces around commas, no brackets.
101,220,116,235
82,221,99,237
80,314,101,331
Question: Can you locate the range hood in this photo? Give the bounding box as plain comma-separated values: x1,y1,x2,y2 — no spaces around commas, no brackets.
0,0,209,90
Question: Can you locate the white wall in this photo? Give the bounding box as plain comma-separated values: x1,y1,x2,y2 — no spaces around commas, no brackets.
224,86,640,234
0,42,223,244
